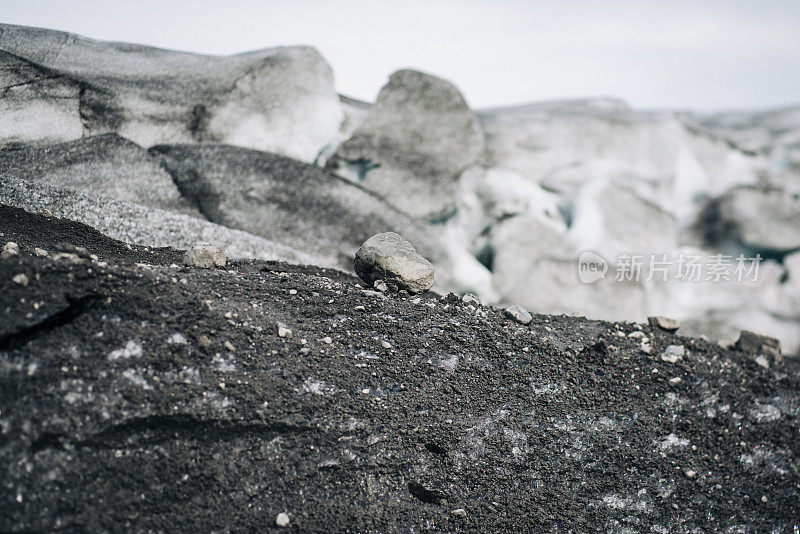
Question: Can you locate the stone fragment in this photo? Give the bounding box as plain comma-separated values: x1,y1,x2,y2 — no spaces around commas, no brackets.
735,330,782,362
277,322,293,339
504,305,533,325
276,512,290,528
661,345,685,363
648,316,679,332
184,244,226,269
11,273,29,286
354,232,434,294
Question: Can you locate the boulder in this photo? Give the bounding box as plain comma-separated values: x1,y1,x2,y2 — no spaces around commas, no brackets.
0,134,199,216
0,23,343,161
354,232,435,294
327,69,484,220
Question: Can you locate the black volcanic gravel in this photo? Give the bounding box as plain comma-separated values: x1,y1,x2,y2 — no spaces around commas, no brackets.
1,205,799,532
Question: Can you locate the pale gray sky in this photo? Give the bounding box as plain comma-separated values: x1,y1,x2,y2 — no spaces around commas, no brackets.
3,0,799,111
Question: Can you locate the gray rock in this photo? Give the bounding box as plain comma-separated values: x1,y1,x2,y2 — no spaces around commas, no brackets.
0,23,342,162
504,305,533,325
648,316,680,332
661,345,685,363
149,144,441,271
275,513,290,528
183,244,226,269
735,330,782,361
327,69,484,220
277,322,293,339
354,232,434,294
0,134,199,217
1,241,19,259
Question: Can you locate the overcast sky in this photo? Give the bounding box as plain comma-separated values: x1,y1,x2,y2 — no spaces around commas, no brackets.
3,0,799,111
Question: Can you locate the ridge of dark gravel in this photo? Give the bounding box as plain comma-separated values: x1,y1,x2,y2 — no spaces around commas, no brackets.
1,205,799,532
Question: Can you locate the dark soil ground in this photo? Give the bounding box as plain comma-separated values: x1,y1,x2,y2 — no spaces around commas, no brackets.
1,204,799,532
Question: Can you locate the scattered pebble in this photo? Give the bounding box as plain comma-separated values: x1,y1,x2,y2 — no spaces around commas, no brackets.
277,322,293,338
322,336,332,344
288,289,298,295
451,508,467,517
224,340,235,352
648,316,679,332
373,279,389,293
685,469,696,478
381,340,392,349
354,305,366,311
628,331,646,339
183,243,226,269
33,247,48,257
167,333,188,345
669,377,682,385
2,241,19,259
754,355,770,369
461,293,480,305
37,207,53,218
661,345,685,363
198,336,212,348
275,512,290,527
640,341,653,354
504,305,532,325
11,273,29,287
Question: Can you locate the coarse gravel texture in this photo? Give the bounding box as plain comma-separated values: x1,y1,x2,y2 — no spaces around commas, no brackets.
1,205,799,533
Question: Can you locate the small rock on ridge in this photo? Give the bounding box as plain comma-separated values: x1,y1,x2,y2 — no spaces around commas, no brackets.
183,244,226,269
2,241,19,259
504,305,532,325
735,330,782,362
648,316,679,332
277,322,293,339
354,232,434,294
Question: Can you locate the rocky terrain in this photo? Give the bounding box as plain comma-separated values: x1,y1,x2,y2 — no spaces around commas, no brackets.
1,23,800,531
2,23,799,355
2,205,799,532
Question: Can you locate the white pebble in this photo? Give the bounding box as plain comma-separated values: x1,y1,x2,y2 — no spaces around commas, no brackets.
275,512,290,527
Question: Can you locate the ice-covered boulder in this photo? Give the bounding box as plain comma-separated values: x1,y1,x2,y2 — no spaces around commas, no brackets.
327,69,484,220
0,24,343,161
0,134,198,216
0,50,83,147
692,186,800,253
149,143,444,271
568,178,678,261
0,177,319,266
